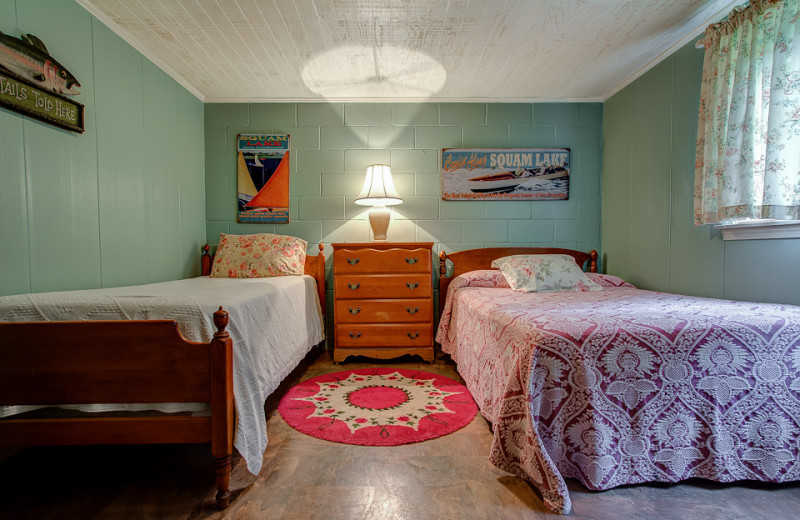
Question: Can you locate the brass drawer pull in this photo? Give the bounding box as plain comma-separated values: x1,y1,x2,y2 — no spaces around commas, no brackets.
405,257,418,265
407,332,420,339
347,282,360,290
347,257,360,265
348,307,361,315
348,331,362,339
406,282,419,289
406,306,419,314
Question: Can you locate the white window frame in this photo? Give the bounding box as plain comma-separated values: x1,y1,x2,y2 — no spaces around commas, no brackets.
715,219,800,240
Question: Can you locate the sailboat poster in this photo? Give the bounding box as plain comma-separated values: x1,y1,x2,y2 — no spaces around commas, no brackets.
237,134,290,223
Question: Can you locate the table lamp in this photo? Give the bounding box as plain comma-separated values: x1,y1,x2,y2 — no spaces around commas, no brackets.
354,164,403,241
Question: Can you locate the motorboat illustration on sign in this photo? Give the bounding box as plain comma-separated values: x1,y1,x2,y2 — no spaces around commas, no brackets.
441,148,570,200
467,166,569,193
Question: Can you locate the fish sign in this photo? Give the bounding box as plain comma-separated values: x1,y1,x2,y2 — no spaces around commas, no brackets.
0,32,84,133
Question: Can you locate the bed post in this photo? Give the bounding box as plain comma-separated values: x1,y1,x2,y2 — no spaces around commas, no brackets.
315,243,326,316
589,250,598,273
438,251,449,315
202,244,213,276
210,307,233,508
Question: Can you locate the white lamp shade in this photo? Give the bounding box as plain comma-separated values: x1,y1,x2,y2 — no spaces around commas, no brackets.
354,164,403,206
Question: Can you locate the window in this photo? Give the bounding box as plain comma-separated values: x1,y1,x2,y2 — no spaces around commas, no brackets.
694,0,800,239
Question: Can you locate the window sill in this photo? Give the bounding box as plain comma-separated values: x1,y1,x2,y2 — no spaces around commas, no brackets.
715,220,800,240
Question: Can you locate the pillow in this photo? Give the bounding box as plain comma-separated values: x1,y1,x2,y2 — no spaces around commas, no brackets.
451,270,510,289
586,272,636,288
210,233,307,278
490,254,602,293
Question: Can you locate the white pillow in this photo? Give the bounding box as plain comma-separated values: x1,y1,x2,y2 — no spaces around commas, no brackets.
490,254,602,293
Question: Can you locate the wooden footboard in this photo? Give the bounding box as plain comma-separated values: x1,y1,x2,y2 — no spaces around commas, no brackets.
0,307,235,508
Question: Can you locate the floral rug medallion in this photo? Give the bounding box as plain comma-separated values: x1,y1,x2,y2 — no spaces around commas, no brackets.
278,368,478,446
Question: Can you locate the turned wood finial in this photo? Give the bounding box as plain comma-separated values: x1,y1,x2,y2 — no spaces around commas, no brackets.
213,307,229,336
589,249,598,273
318,243,324,253
202,244,214,276
439,250,448,275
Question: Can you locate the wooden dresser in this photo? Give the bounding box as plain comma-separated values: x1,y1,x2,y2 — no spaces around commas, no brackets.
332,242,434,364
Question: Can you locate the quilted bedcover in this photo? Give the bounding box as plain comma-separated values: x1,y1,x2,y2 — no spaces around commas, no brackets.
436,273,800,514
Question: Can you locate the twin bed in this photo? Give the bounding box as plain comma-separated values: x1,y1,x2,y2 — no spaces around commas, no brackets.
436,247,800,514
0,242,326,508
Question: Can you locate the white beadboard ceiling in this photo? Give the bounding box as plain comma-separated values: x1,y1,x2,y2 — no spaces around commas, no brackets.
76,0,740,103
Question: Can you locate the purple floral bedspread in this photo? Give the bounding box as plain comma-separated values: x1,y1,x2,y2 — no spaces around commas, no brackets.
436,271,800,514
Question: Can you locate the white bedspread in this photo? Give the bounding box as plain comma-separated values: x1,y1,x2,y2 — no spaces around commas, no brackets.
0,276,324,475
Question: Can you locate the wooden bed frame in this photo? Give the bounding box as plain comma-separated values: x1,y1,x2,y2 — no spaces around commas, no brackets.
0,309,235,507
0,243,327,509
438,247,598,313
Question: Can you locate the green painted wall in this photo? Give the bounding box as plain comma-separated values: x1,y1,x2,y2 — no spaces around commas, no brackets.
602,41,800,306
204,102,604,311
0,0,206,296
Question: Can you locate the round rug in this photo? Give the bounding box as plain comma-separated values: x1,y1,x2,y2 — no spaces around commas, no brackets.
278,368,478,446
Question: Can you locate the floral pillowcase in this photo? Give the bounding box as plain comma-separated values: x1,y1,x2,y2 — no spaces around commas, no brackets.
450,269,635,291
451,269,511,289
210,233,307,278
586,272,636,288
490,254,602,293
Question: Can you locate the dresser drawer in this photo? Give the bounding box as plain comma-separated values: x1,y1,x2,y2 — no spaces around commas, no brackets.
331,242,434,363
335,324,433,347
333,246,432,274
335,299,431,323
335,274,431,299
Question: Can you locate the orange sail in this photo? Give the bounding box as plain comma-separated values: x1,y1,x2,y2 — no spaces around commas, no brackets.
246,151,289,208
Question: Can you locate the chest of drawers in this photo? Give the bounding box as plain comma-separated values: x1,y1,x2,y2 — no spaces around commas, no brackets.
332,242,434,363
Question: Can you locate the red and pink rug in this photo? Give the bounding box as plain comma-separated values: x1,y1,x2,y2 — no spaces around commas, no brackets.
278,368,478,446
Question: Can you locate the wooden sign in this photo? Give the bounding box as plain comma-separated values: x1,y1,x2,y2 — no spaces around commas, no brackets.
442,148,570,200
0,32,84,133
0,69,85,133
237,134,290,223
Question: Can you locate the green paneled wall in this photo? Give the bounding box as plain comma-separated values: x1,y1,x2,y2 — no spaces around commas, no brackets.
0,0,206,296
205,102,602,250
204,102,604,312
602,40,800,306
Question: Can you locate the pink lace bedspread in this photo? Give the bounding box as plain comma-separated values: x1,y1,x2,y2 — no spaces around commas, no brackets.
436,272,800,514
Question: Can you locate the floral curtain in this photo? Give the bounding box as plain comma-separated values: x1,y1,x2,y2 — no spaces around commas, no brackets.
694,0,800,225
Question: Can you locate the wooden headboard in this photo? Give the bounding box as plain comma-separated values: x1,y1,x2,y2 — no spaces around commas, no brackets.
201,243,327,316
437,247,598,313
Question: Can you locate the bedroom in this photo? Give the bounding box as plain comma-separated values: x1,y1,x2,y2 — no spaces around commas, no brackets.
1,0,799,518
